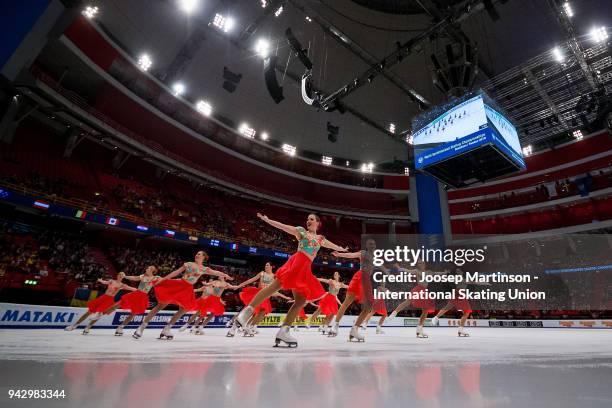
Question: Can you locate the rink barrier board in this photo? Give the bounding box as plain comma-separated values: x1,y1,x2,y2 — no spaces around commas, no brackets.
1,303,611,329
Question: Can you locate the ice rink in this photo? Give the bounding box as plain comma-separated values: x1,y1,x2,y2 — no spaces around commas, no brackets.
0,327,611,408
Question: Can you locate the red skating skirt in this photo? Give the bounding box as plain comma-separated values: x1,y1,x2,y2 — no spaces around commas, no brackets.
239,286,272,315
373,298,387,316
88,294,116,313
196,296,225,316
119,291,149,315
450,297,472,313
318,293,339,315
275,252,325,301
347,271,373,304
410,285,435,312
154,279,197,310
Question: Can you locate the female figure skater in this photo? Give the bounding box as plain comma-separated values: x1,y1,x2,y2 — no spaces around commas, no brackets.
75,266,161,335
431,267,489,337
235,213,347,347
327,239,377,342
362,283,388,334
227,262,291,337
388,261,446,338
180,276,241,334
65,272,136,334
309,272,347,333
133,250,232,340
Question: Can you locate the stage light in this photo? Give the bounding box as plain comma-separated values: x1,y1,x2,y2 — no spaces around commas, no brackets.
274,6,284,17
389,123,396,134
522,145,533,156
404,167,410,175
255,39,270,58
239,123,256,139
563,2,573,18
405,134,414,144
361,162,374,173
213,13,235,33
591,26,608,43
282,144,296,156
261,0,268,7
552,47,564,63
82,5,99,19
305,16,312,22
322,156,333,166
196,100,212,116
573,129,583,140
172,82,185,96
260,132,269,141
346,161,350,166
137,53,152,71
178,0,199,14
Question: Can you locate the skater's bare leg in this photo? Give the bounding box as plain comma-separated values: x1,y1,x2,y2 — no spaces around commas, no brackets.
334,293,356,323
390,299,412,316
283,291,306,326
248,280,281,308
139,303,166,329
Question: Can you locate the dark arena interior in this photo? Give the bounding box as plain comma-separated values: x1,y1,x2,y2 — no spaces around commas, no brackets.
0,1,611,407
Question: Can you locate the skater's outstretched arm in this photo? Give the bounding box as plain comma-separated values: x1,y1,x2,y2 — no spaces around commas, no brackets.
121,284,137,292
160,264,186,281
123,275,141,282
331,251,361,259
321,239,348,253
97,278,110,285
205,267,233,280
271,291,292,300
257,213,299,237
237,272,262,288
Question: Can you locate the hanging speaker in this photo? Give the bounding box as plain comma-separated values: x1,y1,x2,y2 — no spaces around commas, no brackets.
264,56,284,104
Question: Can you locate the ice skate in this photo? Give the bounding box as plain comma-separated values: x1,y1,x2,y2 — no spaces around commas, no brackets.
376,326,385,334
328,323,339,337
431,316,440,326
458,326,470,337
114,327,124,336
274,325,298,348
416,325,428,338
242,325,255,337
194,326,204,335
226,323,237,337
132,327,144,339
82,326,90,335
158,326,174,340
349,326,365,342
236,306,253,328
64,325,76,331
178,322,190,332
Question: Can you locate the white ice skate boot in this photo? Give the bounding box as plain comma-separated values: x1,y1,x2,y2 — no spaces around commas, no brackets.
82,326,90,335
194,326,204,335
64,324,76,331
114,327,124,336
416,325,428,338
132,326,144,339
243,325,255,337
376,326,385,334
349,326,365,342
274,325,298,348
236,306,254,328
158,326,174,340
458,326,470,337
328,322,339,337
431,316,440,326
179,322,190,332
226,323,237,337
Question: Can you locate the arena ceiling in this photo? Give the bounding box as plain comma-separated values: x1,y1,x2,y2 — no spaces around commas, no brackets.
91,0,610,164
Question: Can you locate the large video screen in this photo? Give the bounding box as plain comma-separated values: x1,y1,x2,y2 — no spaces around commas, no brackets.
413,93,524,169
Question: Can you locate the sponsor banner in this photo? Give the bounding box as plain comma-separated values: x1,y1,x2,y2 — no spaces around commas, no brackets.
1,303,610,329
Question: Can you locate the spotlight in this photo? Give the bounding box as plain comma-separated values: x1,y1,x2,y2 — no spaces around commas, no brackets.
260,132,269,141
367,74,375,83
282,144,296,156
305,16,312,22
404,167,410,175
552,47,564,63
178,0,199,14
361,162,374,173
239,123,256,139
563,2,573,18
345,161,350,166
261,0,268,7
82,5,99,19
405,134,414,144
522,145,533,156
573,129,583,140
137,53,152,71
212,13,235,33
322,156,333,166
172,82,185,96
590,26,608,43
255,39,270,58
389,123,396,134
196,100,212,116
274,6,283,17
